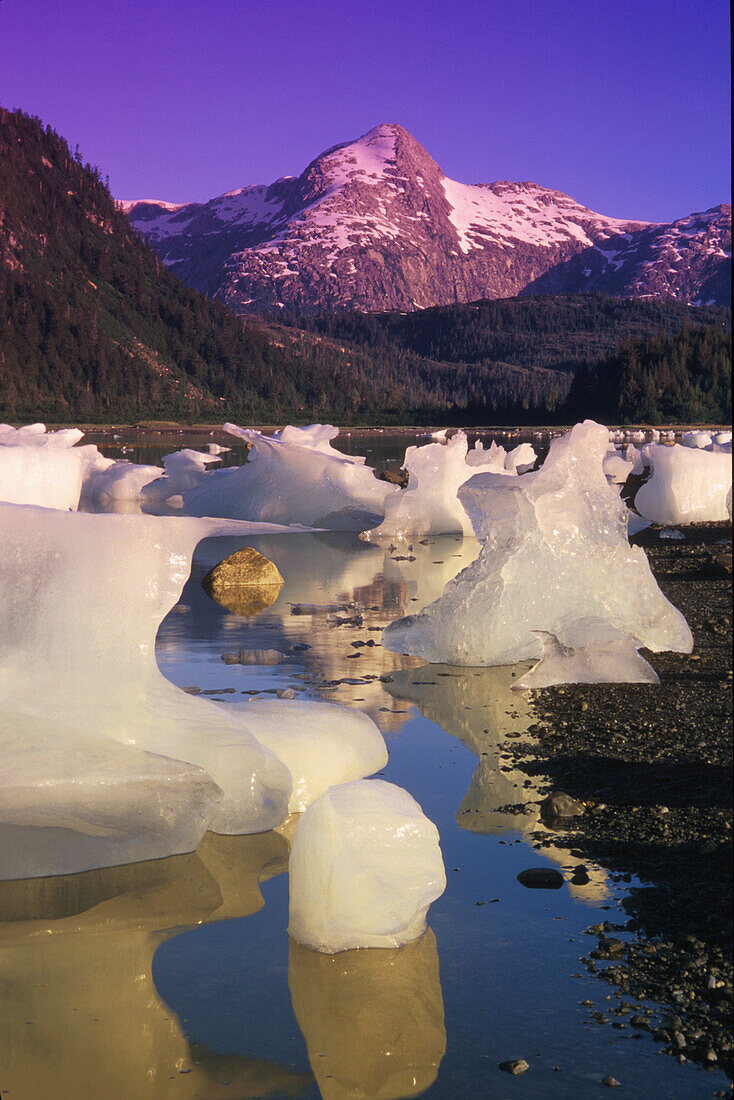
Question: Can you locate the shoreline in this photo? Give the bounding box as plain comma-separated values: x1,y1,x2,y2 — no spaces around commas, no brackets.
507,521,733,1074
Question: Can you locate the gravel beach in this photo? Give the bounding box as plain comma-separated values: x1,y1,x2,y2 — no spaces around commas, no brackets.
507,522,733,1077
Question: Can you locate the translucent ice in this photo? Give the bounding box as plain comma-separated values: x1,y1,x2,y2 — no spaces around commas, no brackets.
513,628,660,689
367,431,477,538
603,450,634,485
504,442,537,474
0,422,85,509
635,443,732,524
223,698,388,813
82,457,164,504
288,779,446,953
0,504,295,842
681,430,712,449
383,421,693,666
141,448,221,503
182,423,394,529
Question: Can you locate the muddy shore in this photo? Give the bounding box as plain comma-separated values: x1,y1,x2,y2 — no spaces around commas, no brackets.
507,522,733,1078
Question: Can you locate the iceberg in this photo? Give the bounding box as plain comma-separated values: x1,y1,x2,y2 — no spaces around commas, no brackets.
141,448,221,504
513,629,659,690
383,421,693,666
0,422,85,510
366,431,477,538
504,442,537,474
223,698,388,813
182,423,395,529
635,443,733,524
0,504,296,849
288,779,446,953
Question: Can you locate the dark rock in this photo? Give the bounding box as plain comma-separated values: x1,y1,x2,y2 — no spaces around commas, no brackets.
540,792,584,823
517,868,565,890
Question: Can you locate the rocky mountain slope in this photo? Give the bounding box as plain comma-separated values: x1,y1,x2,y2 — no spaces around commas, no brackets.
124,123,731,314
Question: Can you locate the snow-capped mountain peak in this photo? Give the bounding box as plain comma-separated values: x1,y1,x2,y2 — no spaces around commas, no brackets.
124,124,731,313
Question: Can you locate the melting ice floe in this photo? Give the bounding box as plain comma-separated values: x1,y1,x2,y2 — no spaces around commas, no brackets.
0,422,86,510
383,421,693,666
288,779,446,953
182,423,395,529
635,443,732,524
0,506,300,874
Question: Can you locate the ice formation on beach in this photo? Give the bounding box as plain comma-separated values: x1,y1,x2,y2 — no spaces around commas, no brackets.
0,505,301,873
504,442,537,474
635,443,732,524
465,439,508,470
223,698,388,813
288,779,446,953
383,421,693,667
513,628,660,689
681,430,713,449
182,423,395,529
0,423,85,509
81,457,165,505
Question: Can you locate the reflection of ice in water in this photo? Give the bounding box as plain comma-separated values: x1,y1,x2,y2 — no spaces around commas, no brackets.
289,930,445,1099
387,664,609,902
179,532,478,728
0,833,310,1100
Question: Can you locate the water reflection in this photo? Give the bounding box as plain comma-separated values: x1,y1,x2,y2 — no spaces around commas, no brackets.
387,664,610,902
289,931,445,1099
0,833,311,1100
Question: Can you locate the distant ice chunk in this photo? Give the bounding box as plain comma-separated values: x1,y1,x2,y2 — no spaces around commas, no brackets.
288,779,446,953
182,423,394,530
465,439,508,470
366,431,477,538
0,423,85,510
635,444,732,523
513,628,660,689
224,698,388,813
603,450,634,485
681,430,712,449
383,421,692,666
142,448,221,503
0,505,295,844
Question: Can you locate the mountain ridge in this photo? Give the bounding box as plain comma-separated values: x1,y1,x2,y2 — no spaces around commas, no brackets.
124,122,731,314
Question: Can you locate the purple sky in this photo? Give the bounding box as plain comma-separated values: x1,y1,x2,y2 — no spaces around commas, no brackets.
1,0,730,222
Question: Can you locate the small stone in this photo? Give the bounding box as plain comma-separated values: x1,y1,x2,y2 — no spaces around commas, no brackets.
540,792,584,823
498,1059,529,1075
601,1077,620,1088
276,688,295,699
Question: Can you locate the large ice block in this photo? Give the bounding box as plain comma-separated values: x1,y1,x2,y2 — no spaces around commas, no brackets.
288,779,446,953
0,711,222,880
383,421,693,666
141,448,221,503
635,443,732,524
0,423,85,509
224,698,388,813
0,505,295,842
182,423,394,529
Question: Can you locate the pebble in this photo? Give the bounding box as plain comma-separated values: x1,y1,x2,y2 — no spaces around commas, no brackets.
498,1059,529,1075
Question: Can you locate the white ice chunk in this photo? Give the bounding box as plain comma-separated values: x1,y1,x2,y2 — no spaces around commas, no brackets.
366,432,477,538
504,442,536,474
0,505,294,839
142,448,221,503
82,459,164,503
712,430,732,447
383,421,692,666
223,698,388,813
635,444,732,524
513,628,660,689
0,423,86,510
624,443,646,475
681,430,713,449
603,450,634,485
288,779,446,953
465,439,508,470
183,424,394,530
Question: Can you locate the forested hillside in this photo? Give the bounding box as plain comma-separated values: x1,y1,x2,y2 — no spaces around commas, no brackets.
0,108,730,425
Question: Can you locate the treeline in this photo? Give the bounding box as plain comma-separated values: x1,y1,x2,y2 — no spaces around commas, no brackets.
565,326,732,424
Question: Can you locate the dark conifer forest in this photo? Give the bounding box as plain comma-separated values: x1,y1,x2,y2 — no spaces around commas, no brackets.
0,107,730,425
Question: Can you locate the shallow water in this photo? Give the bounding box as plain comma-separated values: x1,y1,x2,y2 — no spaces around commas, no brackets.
1,430,727,1098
